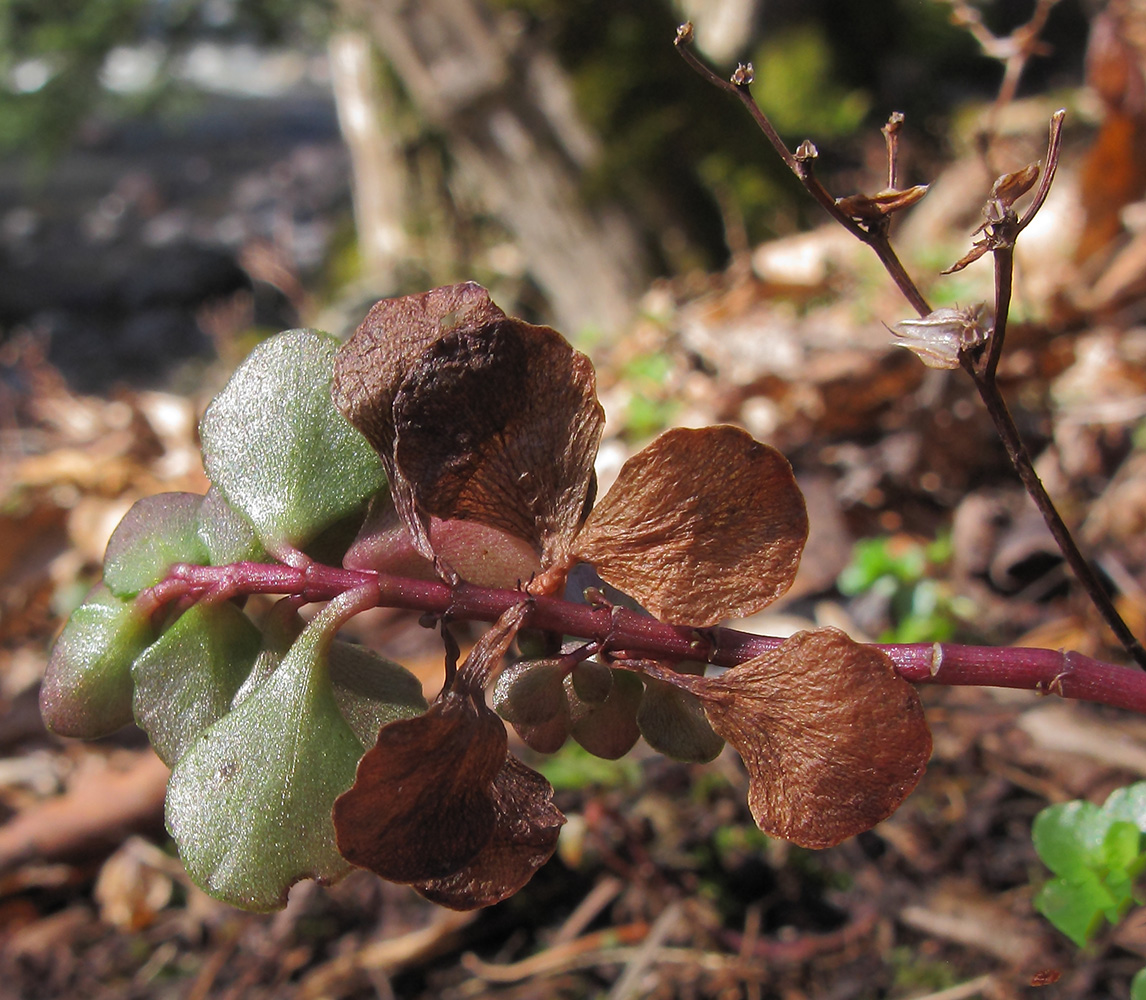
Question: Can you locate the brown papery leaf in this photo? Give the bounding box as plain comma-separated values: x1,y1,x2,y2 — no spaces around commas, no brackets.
990,162,1040,209
574,426,808,625
332,692,507,883
415,755,564,909
332,604,529,884
835,184,928,221
333,283,505,480
645,629,930,849
942,239,991,275
392,310,602,573
333,282,603,573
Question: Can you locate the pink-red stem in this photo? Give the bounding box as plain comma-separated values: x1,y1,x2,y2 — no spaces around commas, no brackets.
144,562,1146,715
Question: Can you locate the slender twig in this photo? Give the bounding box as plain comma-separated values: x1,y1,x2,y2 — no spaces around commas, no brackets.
958,113,1146,667
982,246,1014,381
674,32,1146,669
144,562,1146,715
673,27,932,315
963,344,1146,668
883,112,904,191
938,0,1061,164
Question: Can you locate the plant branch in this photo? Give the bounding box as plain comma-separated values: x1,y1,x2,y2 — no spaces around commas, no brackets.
962,347,1146,668
674,26,931,315
959,112,1146,666
674,34,1146,668
146,561,1146,714
938,0,1062,162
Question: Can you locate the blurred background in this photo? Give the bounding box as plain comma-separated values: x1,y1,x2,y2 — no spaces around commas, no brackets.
10,0,1146,997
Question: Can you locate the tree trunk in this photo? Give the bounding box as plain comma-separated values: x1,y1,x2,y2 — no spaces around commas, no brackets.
340,0,649,336
328,30,409,289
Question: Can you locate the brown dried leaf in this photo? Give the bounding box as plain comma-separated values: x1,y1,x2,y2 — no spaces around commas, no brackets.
333,282,504,484
644,628,930,849
574,426,808,625
414,755,564,910
991,162,1040,209
942,239,991,274
835,185,929,221
332,605,534,888
333,283,603,573
332,691,506,883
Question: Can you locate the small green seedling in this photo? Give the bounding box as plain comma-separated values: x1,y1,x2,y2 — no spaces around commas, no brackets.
837,534,963,644
1032,782,1146,947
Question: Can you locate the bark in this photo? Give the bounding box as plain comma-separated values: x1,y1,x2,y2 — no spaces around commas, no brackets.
328,30,409,289
343,0,648,336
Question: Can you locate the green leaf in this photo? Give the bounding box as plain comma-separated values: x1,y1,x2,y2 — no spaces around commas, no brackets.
1131,967,1146,1000
328,640,427,746
569,669,643,760
1034,872,1115,947
230,598,304,709
165,603,368,911
636,675,724,763
493,660,568,727
131,603,262,766
1102,783,1146,830
196,486,267,566
39,584,153,738
200,329,386,553
103,493,208,597
1102,820,1144,875
1101,866,1137,924
1032,801,1108,878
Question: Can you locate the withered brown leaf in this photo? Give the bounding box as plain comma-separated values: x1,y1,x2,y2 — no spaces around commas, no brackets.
332,604,525,884
990,162,1040,210
642,628,931,849
333,283,603,575
333,283,504,483
573,426,808,625
414,755,564,910
332,691,507,883
835,184,929,222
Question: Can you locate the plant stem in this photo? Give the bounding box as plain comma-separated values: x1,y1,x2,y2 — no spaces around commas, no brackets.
963,250,1146,668
148,561,1146,714
674,34,1146,669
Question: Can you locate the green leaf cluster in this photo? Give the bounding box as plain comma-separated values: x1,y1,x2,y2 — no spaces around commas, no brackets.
42,329,425,911
1032,783,1146,947
837,533,964,643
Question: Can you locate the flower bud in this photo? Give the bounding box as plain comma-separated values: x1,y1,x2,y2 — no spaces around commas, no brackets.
891,305,990,369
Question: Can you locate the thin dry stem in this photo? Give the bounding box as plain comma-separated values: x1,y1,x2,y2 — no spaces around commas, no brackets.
883,112,905,190
939,0,1062,166
674,31,1146,669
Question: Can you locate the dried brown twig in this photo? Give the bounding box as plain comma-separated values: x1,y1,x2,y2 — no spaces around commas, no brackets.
939,0,1062,162
674,24,1146,670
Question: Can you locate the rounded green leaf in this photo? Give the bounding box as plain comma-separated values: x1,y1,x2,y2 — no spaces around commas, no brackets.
1102,820,1144,875
1131,967,1146,1000
570,660,612,703
103,493,208,597
493,660,568,726
328,640,427,745
1033,872,1114,947
40,584,153,738
637,677,724,763
196,486,267,566
512,702,571,754
200,329,386,552
569,669,642,760
165,606,366,911
1033,801,1108,878
1101,782,1146,830
132,602,262,766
